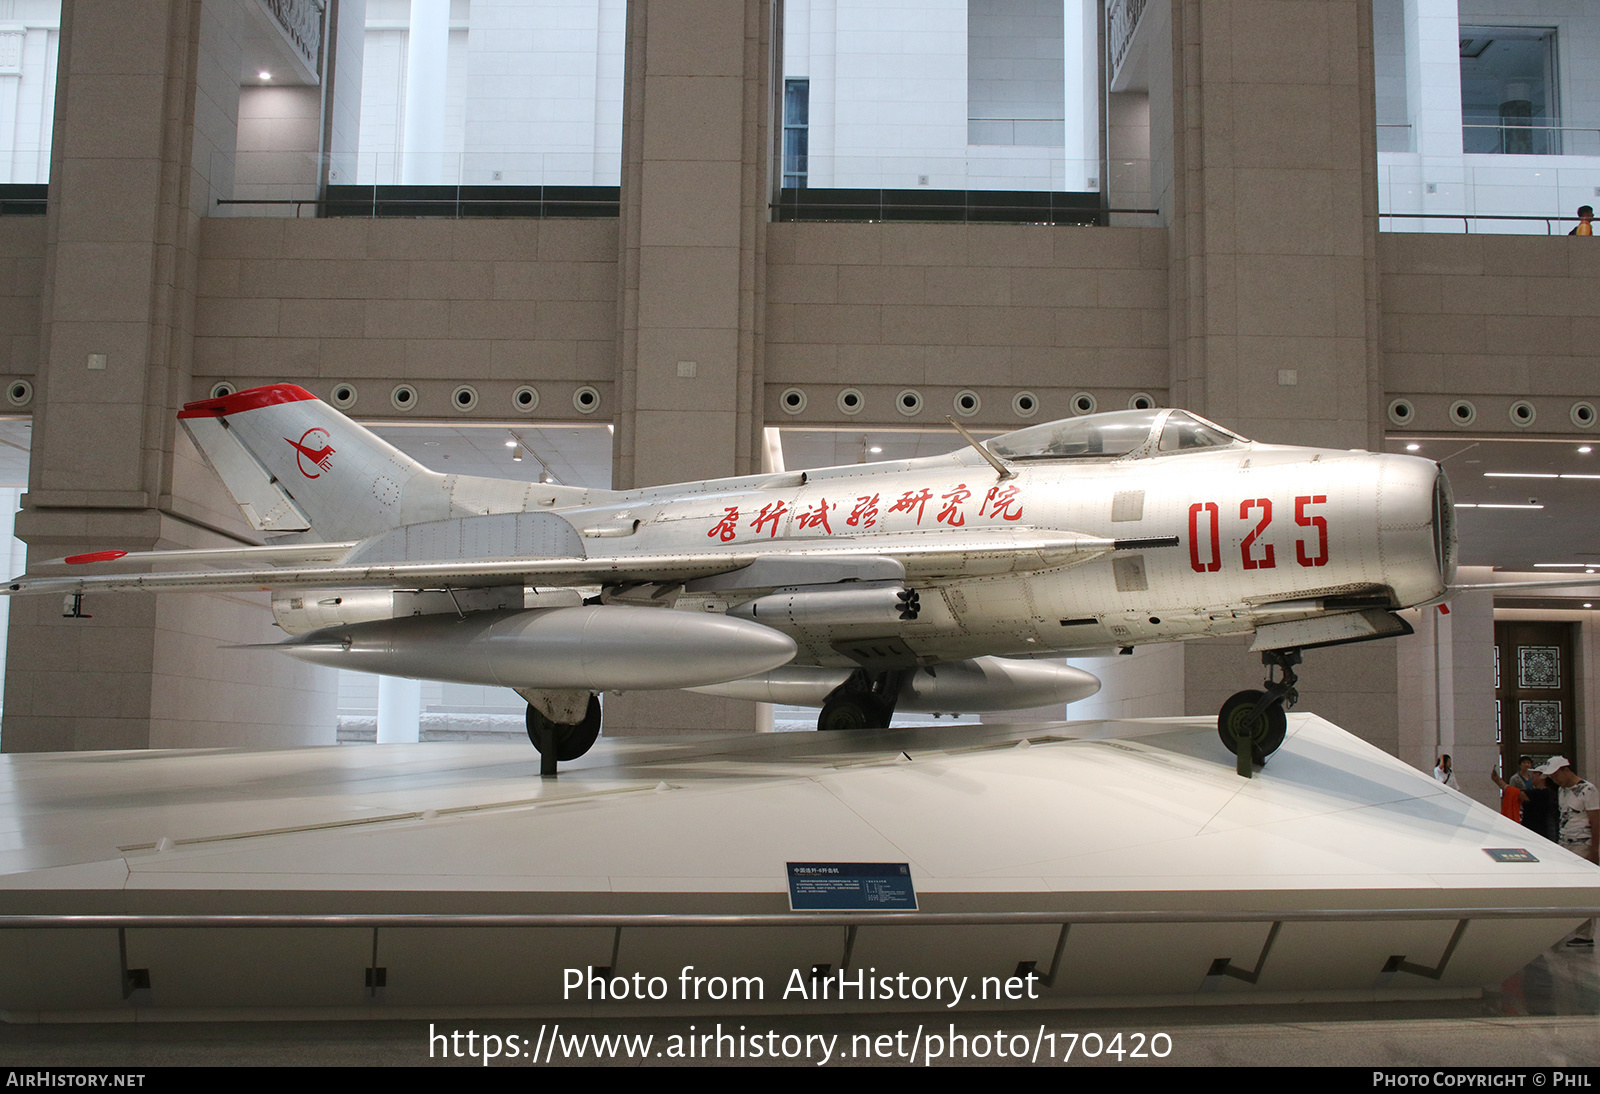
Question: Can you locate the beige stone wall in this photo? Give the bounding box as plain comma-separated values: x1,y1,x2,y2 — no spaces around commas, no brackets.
232,85,322,213
0,219,43,387
192,218,619,415
1380,233,1600,433
764,222,1170,427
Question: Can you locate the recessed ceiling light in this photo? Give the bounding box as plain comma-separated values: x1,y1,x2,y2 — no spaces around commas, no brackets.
422,441,440,447
504,440,517,448
1405,443,1420,451
259,71,272,80
869,446,883,454
1581,446,1593,454
1586,603,1594,608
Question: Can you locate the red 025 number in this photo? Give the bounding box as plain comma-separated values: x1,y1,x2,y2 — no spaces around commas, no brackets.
1295,494,1328,566
1185,494,1330,574
1187,502,1221,573
1239,498,1275,570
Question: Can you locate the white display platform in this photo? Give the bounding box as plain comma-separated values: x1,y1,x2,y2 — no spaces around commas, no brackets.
0,713,1595,1018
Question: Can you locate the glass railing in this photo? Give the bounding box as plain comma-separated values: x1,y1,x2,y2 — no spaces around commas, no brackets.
1460,122,1600,158
1377,157,1600,234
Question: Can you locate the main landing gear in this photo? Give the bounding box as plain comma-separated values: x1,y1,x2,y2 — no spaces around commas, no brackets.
526,694,602,778
1217,648,1300,778
817,669,906,731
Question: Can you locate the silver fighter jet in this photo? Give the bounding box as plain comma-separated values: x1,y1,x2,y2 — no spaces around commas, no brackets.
6,385,1462,776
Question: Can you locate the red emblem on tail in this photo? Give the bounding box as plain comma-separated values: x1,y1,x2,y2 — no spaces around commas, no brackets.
286,428,335,478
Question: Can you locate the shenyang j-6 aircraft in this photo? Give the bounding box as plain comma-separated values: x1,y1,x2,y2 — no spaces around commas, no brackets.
6,385,1459,777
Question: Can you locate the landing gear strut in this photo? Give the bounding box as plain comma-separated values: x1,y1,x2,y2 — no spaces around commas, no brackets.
817,669,905,732
526,694,602,777
1217,648,1300,778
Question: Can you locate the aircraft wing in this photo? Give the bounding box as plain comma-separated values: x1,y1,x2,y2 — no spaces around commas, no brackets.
4,528,1160,597
32,542,361,570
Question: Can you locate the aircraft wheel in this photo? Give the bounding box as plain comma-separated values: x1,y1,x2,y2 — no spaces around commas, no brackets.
1217,689,1287,766
817,693,890,732
525,694,603,762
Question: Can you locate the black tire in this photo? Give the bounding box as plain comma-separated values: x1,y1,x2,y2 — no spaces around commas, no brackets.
525,695,603,761
817,693,890,732
1217,689,1288,764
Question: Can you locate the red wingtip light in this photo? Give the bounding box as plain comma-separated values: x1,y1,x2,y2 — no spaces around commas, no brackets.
64,550,128,565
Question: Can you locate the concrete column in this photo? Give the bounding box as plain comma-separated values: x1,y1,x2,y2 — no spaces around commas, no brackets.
401,0,450,185
1402,0,1461,161
605,0,772,735
2,0,336,752
1399,0,1464,229
376,675,422,743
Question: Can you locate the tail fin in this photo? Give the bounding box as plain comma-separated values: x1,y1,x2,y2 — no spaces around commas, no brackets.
181,385,607,541
180,385,451,541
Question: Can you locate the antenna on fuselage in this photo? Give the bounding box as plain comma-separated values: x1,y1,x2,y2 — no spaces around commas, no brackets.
946,416,1015,481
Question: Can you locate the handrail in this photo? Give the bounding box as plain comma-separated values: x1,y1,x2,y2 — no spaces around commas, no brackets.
2,906,1593,929
1379,211,1594,235
768,200,1161,226
14,907,1592,999
215,196,621,218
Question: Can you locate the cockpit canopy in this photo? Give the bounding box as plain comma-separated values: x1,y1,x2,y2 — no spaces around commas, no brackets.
985,409,1246,462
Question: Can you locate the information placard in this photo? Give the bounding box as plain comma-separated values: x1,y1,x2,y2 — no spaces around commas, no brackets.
787,862,917,911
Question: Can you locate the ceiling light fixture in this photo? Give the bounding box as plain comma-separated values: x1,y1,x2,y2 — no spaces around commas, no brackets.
1581,446,1593,454
1455,502,1544,509
512,445,523,462
1405,443,1421,451
869,446,883,454
504,440,517,448
1483,472,1558,479
259,71,272,80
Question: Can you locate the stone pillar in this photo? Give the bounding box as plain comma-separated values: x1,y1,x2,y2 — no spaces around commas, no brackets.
1396,570,1498,807
1167,0,1382,450
2,0,336,752
1162,0,1399,752
605,0,772,735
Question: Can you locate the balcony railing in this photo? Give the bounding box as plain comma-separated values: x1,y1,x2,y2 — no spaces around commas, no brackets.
1108,0,1148,79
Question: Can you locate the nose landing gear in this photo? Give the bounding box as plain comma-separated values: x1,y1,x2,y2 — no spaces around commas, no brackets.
1217,648,1300,778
